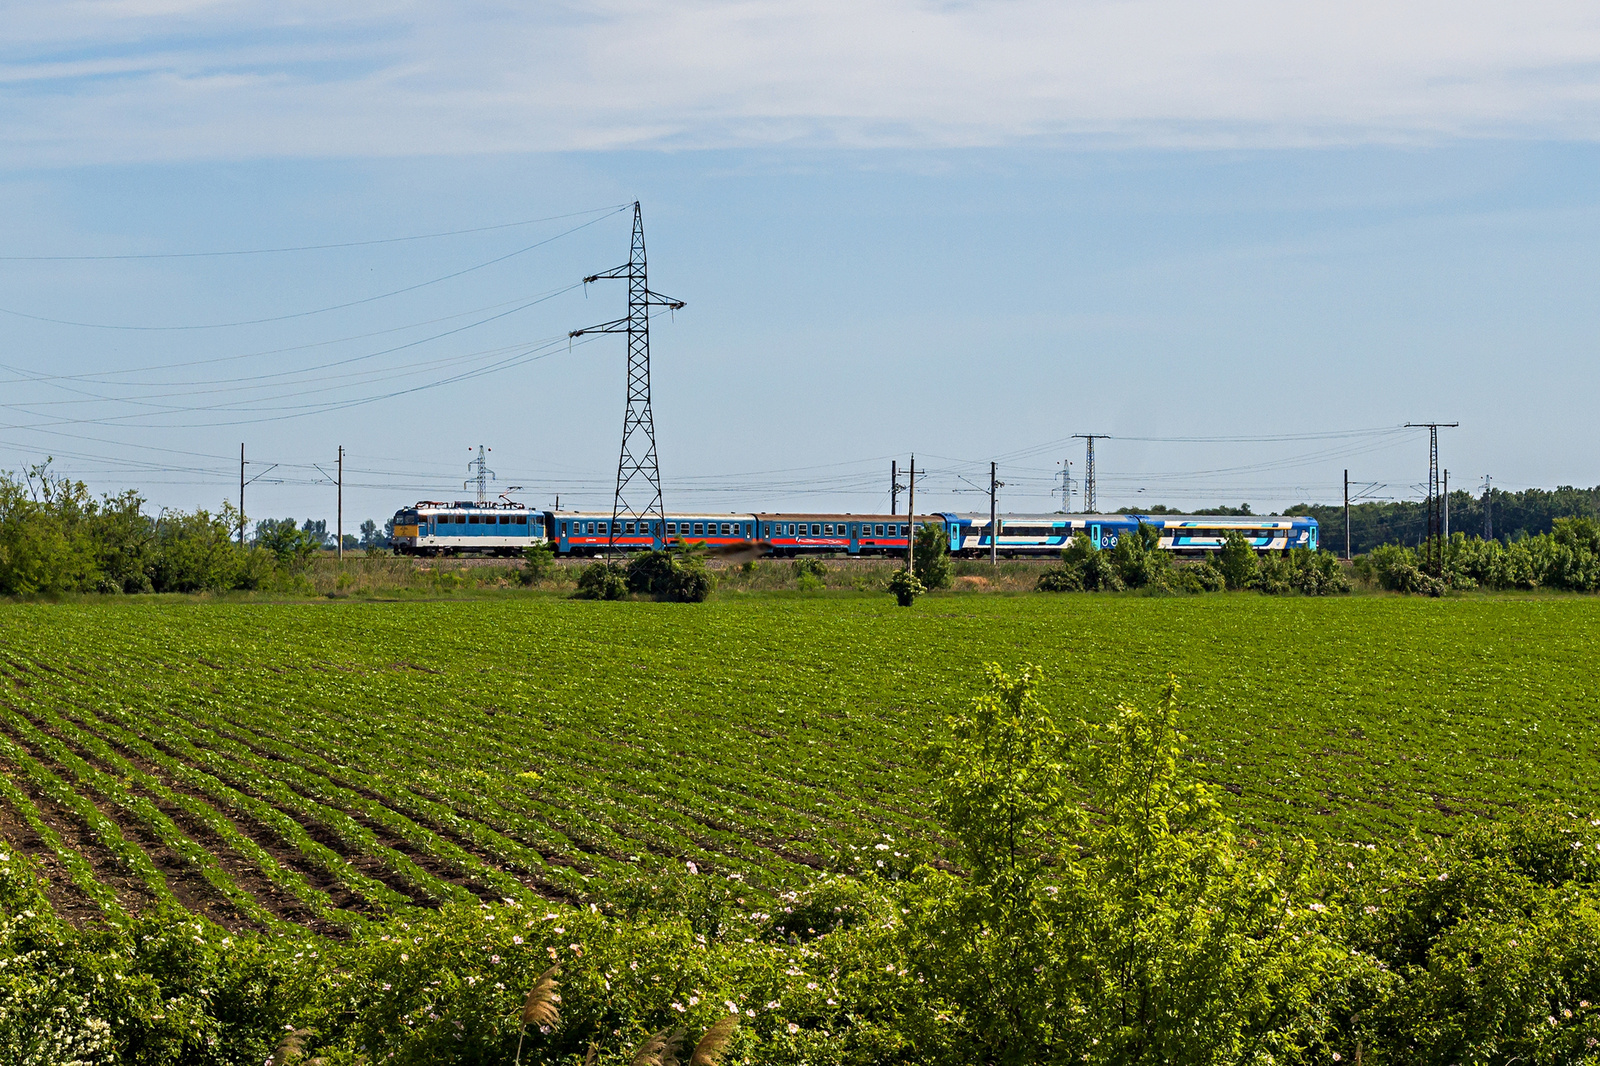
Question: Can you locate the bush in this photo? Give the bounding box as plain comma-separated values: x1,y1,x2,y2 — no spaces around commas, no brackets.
1216,530,1260,591
791,557,827,580
1036,532,1122,593
905,667,1345,1063
887,567,924,606
1170,559,1226,593
574,561,628,600
1109,521,1170,589
912,523,952,590
149,507,254,593
623,551,716,602
517,543,555,585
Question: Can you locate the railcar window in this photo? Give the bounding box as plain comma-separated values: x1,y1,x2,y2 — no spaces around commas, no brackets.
823,523,832,534
874,524,884,536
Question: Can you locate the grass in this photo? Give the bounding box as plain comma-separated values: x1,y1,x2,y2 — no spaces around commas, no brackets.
0,593,1597,933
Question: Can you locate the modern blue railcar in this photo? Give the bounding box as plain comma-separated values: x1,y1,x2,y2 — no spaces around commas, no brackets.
941,513,1318,557
390,501,546,556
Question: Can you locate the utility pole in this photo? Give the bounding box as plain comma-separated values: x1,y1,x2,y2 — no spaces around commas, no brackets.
337,446,344,561
1405,422,1458,576
891,460,903,515
570,201,684,556
238,446,277,547
1443,469,1449,542
989,461,1004,567
1073,434,1109,513
1482,475,1493,540
906,456,915,573
1056,460,1074,513
1342,468,1350,560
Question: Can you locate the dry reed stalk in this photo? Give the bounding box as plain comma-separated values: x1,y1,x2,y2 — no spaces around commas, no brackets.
630,1027,686,1066
514,964,562,1066
688,1014,738,1066
522,963,562,1027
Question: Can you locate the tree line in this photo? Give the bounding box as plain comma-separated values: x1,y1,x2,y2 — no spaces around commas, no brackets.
0,463,389,596
1285,484,1600,556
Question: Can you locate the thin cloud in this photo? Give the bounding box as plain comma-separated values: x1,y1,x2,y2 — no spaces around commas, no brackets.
6,0,1600,162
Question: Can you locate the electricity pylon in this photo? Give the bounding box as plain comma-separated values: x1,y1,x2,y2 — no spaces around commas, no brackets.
571,202,684,553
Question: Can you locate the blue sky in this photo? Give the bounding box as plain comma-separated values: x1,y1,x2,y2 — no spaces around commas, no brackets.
3,2,1599,526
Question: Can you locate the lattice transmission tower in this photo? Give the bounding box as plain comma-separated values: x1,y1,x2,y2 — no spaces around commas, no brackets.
1073,434,1109,513
570,202,684,552
1406,422,1457,576
465,445,495,503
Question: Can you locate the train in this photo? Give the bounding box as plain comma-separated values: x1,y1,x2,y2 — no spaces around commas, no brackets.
389,501,1319,557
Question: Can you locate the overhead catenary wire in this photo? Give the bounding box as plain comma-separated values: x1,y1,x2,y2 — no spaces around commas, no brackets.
0,204,630,261
0,209,623,331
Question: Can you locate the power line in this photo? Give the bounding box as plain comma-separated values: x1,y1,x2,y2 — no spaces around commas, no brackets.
0,204,631,262
0,210,622,331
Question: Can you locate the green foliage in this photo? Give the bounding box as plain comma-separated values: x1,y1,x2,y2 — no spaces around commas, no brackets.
0,463,101,595
516,543,555,585
574,560,629,600
912,523,952,590
253,517,321,569
1332,810,1600,1063
1109,520,1170,589
1037,531,1123,593
1356,520,1600,594
1216,530,1261,591
626,550,716,602
791,557,828,580
150,505,262,593
905,667,1346,1064
1290,484,1600,556
887,567,925,606
792,558,827,592
1257,547,1352,596
1168,559,1227,593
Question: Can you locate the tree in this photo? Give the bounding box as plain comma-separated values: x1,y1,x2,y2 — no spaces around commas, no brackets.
358,519,388,550
254,518,320,568
149,505,256,592
913,522,952,590
301,519,331,548
906,667,1344,1065
1216,530,1260,591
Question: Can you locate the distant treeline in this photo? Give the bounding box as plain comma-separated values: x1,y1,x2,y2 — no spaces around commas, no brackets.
0,463,388,596
1287,485,1600,556
1121,487,1600,556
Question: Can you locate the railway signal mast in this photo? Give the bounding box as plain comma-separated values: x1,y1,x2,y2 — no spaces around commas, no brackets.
571,202,684,556
1405,422,1457,576
1073,434,1109,513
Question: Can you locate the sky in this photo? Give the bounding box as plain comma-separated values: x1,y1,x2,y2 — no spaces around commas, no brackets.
2,1,1599,526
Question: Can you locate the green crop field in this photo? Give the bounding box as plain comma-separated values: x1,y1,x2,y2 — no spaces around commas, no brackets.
1,594,1597,936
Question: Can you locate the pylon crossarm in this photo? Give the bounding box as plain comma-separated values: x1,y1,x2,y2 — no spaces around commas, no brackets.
644,290,685,309
583,264,631,283
569,318,629,337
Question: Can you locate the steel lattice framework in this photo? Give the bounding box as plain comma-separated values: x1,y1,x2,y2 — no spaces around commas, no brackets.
1407,422,1458,576
570,202,684,553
